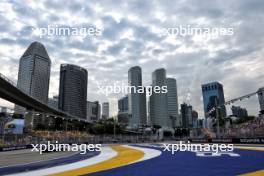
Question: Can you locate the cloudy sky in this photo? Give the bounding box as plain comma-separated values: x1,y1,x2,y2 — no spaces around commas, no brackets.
0,0,264,117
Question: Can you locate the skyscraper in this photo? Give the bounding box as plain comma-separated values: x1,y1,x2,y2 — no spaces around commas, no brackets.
15,41,51,114
118,95,129,113
150,68,168,128
102,102,109,119
118,95,129,124
166,78,179,128
48,95,58,109
128,66,147,128
181,103,193,128
192,110,198,128
87,101,101,122
231,106,248,118
202,82,226,118
58,64,87,119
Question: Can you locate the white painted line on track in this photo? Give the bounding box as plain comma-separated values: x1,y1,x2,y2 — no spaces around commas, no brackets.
6,145,162,176
124,145,162,163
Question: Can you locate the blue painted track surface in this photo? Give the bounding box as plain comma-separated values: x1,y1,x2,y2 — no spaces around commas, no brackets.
1,144,264,176
86,145,264,176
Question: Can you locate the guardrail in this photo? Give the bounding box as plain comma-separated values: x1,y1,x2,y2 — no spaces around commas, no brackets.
0,72,16,86
0,72,30,95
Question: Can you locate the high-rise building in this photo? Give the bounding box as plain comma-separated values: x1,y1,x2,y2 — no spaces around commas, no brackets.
102,102,109,119
258,87,264,114
15,41,51,114
118,95,129,124
181,103,193,128
197,119,204,128
231,106,248,118
87,101,101,122
58,64,87,119
166,78,179,128
150,68,168,128
192,110,198,128
201,82,226,118
48,95,58,109
128,66,147,128
118,95,129,113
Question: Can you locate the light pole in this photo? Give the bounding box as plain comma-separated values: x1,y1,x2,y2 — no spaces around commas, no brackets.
113,117,116,140
30,110,35,132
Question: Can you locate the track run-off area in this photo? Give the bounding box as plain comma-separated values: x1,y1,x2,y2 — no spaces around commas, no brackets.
1,143,264,176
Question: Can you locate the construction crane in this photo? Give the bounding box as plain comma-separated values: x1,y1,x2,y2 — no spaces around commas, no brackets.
206,90,259,115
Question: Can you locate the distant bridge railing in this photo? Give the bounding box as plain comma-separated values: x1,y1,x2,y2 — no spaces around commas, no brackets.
0,72,16,86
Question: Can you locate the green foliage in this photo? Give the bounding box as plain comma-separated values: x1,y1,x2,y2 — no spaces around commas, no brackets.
174,128,190,137
234,116,255,124
89,119,124,134
153,125,162,129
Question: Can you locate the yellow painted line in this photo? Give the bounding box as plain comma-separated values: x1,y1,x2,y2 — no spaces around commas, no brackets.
240,169,264,176
235,144,264,147
236,147,264,152
49,145,144,176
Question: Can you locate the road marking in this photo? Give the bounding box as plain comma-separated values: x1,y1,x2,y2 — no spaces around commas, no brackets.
49,145,145,176
240,169,264,176
7,146,117,176
125,145,162,163
235,146,264,152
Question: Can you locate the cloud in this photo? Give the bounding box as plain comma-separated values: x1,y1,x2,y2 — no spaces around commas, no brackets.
0,0,263,117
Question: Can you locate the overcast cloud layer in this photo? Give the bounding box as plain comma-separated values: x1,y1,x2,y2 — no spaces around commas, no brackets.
0,0,263,117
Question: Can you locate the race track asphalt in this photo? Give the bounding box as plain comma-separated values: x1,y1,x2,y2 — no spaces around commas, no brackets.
1,144,264,176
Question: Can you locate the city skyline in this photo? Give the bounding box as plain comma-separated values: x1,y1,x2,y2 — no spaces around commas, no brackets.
0,40,262,118
0,0,264,117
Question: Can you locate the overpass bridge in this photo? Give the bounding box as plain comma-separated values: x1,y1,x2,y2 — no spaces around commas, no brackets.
0,72,84,122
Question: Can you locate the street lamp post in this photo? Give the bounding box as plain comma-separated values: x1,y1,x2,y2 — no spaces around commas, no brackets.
114,117,116,140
